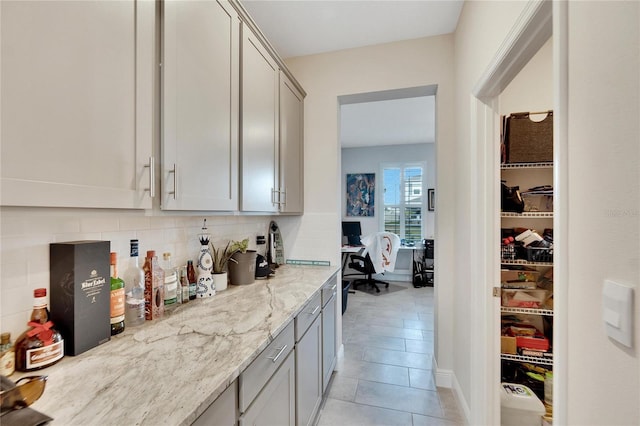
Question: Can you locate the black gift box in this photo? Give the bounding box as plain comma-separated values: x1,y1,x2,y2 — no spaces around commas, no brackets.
50,241,111,356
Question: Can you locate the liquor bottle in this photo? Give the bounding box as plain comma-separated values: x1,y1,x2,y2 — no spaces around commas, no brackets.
162,252,178,309
143,250,165,320
179,266,190,304
110,252,126,335
15,288,64,371
0,332,15,376
124,239,145,327
196,220,215,298
187,260,197,300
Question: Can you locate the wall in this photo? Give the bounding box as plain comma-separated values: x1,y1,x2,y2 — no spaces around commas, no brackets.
452,0,530,416
0,208,272,339
341,143,435,239
566,2,639,424
283,34,456,378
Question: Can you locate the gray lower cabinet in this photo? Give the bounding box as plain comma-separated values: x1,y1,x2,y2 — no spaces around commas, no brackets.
322,292,337,392
192,380,238,426
239,350,296,426
295,292,323,426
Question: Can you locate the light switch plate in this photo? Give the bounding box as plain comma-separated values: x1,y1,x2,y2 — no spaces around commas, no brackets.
602,280,634,348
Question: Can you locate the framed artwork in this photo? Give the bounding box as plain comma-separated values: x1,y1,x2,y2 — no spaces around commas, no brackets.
428,188,435,211
346,173,375,216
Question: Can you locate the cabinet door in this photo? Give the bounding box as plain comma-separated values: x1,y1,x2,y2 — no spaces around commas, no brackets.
322,294,337,393
239,350,295,426
1,0,154,209
240,23,279,212
296,315,322,426
192,380,237,426
162,0,239,211
279,72,304,214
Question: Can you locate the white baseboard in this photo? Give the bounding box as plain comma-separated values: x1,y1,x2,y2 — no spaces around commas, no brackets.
432,357,471,424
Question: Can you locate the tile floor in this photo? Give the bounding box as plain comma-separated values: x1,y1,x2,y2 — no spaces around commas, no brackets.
315,280,465,426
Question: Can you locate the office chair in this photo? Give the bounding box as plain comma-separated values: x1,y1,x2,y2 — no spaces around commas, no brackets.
348,232,400,293
348,252,389,293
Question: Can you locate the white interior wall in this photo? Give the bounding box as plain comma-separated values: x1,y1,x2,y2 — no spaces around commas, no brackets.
284,34,456,383
341,143,435,239
0,209,272,339
452,0,531,415
499,38,553,115
566,2,639,424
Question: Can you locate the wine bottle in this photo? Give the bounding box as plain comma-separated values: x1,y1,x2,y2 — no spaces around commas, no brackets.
124,239,145,327
187,260,197,300
15,288,64,371
110,252,126,335
162,252,178,309
179,266,190,304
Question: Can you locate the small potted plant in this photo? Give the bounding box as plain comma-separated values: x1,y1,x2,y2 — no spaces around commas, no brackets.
228,238,257,286
209,240,238,292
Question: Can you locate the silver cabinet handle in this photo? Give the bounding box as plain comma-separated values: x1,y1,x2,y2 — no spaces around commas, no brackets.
144,157,155,198
330,284,337,292
169,164,177,200
267,344,288,363
308,305,320,316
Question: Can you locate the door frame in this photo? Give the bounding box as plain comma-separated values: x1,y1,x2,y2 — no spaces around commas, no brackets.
469,1,568,424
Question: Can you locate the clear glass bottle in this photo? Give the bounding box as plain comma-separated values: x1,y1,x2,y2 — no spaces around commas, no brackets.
179,266,190,304
124,239,145,327
110,252,126,335
162,252,178,308
14,288,64,371
0,332,15,376
187,260,197,300
143,250,164,320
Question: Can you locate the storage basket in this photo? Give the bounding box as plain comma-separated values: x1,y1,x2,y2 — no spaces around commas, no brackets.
501,244,516,261
503,111,553,163
526,246,553,263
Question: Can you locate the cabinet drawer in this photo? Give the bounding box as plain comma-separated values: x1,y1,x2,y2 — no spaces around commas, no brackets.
239,320,294,413
321,274,338,308
295,291,321,342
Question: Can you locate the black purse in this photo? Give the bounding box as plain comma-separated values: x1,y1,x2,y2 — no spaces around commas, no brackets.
501,181,525,213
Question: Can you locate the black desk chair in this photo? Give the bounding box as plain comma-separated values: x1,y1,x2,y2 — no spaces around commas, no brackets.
348,253,389,293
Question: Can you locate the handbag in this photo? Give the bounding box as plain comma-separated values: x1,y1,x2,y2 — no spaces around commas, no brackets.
501,180,525,213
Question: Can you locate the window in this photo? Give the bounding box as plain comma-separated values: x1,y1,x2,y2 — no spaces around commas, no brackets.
381,163,425,242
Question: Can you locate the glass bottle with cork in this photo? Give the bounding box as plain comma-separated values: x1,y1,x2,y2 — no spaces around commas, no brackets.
110,252,126,335
14,288,64,371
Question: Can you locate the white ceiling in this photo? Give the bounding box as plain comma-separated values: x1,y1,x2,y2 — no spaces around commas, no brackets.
241,0,462,148
241,0,463,59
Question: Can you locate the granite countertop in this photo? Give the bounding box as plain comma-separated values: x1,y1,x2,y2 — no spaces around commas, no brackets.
28,264,339,425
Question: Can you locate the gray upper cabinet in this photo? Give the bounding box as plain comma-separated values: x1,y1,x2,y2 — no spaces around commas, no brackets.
240,22,279,213
1,0,154,209
279,72,304,214
161,0,239,211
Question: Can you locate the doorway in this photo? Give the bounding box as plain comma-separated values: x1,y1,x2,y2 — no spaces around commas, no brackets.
338,85,438,282
469,1,567,424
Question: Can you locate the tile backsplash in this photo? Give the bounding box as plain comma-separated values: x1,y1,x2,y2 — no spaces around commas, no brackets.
0,207,274,339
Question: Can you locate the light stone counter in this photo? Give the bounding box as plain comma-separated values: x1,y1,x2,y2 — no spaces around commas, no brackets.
29,264,339,425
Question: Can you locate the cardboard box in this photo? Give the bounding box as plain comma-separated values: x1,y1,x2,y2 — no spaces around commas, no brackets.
50,241,111,356
501,336,517,354
501,269,539,288
501,289,548,308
